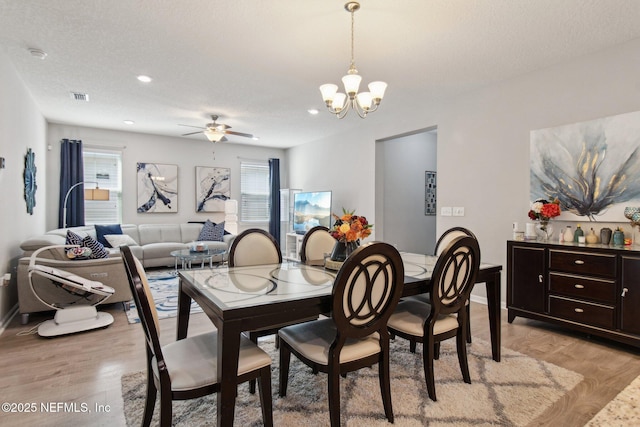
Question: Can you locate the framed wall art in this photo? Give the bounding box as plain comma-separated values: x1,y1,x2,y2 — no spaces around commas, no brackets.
195,166,230,212
425,171,436,216
531,110,640,221
137,162,178,213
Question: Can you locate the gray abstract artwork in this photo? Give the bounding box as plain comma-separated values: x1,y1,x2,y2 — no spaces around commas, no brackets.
530,110,640,221
196,166,230,212
137,163,178,213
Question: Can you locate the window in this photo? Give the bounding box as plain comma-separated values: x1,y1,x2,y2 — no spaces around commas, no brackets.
83,149,122,224
240,161,270,222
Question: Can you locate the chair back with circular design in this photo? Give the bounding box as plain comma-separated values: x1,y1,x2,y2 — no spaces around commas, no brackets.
331,241,404,340
228,228,282,267
299,226,336,264
429,235,480,318
434,226,478,256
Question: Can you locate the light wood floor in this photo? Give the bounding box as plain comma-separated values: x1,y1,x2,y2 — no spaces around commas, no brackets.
0,300,638,427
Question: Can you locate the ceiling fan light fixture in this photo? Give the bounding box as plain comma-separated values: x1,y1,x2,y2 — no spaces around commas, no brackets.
204,128,225,142
319,1,386,119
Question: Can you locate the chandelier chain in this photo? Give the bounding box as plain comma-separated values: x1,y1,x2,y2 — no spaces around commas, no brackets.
350,7,356,71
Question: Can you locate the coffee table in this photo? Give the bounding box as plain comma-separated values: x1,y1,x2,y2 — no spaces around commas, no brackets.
170,248,226,271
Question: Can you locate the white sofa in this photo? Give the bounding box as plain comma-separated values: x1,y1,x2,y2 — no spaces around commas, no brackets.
17,223,235,323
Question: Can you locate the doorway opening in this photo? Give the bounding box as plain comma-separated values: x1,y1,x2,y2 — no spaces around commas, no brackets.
375,126,437,254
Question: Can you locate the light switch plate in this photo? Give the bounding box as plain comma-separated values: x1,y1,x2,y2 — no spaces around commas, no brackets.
453,207,465,216
441,207,452,216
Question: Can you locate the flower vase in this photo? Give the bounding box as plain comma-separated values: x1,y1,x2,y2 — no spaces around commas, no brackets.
536,220,554,241
330,240,359,262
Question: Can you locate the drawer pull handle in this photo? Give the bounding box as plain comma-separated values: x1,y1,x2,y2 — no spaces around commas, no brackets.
574,284,585,289
622,287,629,297
574,260,585,265
574,308,584,313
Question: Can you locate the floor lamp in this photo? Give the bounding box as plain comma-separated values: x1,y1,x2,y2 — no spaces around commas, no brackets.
63,181,110,228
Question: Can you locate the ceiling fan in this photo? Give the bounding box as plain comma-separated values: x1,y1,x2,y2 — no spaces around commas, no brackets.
179,115,256,143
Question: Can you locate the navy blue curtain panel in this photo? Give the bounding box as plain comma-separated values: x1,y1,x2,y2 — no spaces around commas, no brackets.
59,139,85,228
269,158,281,242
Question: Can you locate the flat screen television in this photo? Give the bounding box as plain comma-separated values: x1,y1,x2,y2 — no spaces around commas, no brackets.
293,191,332,234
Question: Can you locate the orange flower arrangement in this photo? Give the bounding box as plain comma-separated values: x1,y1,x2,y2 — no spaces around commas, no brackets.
528,198,561,221
330,208,373,243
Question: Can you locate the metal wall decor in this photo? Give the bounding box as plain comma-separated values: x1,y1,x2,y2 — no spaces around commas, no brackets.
24,148,37,214
136,163,178,213
195,166,230,212
425,171,437,216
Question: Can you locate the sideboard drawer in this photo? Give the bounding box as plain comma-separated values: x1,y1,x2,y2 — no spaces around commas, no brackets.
549,250,616,278
549,295,615,329
549,273,616,304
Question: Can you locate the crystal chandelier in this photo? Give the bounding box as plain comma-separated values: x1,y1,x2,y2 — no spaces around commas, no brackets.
319,2,387,119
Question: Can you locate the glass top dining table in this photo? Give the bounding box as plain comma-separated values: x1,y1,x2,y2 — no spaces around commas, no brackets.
176,252,502,427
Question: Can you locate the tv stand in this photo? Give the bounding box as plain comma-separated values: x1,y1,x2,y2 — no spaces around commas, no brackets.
285,232,304,262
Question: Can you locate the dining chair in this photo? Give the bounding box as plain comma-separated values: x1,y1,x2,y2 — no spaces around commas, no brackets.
228,228,282,267
299,225,336,264
228,228,311,393
120,245,274,427
403,226,478,346
387,235,480,401
278,241,404,426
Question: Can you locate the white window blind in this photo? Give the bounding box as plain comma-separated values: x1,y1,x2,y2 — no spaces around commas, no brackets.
240,161,270,222
83,149,122,224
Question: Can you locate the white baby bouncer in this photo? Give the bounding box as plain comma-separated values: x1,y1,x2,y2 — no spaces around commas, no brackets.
28,245,115,337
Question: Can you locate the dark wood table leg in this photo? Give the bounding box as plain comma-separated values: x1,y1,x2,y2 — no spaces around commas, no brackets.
217,320,242,427
176,277,191,340
485,270,501,362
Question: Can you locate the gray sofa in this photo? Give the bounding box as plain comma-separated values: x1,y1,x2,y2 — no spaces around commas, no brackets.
17,223,235,323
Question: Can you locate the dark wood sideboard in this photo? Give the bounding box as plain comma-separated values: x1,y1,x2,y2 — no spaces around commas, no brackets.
507,240,640,348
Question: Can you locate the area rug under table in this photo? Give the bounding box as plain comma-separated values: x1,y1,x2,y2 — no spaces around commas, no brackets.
121,337,583,426
125,269,202,324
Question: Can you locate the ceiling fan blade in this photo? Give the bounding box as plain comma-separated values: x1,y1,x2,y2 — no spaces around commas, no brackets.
178,124,206,130
181,131,204,136
219,136,228,143
224,130,254,138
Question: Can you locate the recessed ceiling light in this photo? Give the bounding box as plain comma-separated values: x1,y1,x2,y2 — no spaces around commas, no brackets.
252,136,260,141
123,120,135,125
137,75,152,83
308,109,319,115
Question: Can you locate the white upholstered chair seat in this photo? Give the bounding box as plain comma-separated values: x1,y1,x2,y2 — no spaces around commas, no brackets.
278,318,381,365
151,332,272,392
387,299,459,337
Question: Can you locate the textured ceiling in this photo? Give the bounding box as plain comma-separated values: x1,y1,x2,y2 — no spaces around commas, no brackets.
1,0,640,148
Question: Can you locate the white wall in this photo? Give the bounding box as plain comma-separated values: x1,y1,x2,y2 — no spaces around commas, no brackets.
376,132,437,254
289,37,640,305
46,124,286,231
0,51,47,326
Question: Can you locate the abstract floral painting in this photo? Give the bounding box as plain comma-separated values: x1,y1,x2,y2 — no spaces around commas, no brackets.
530,110,640,221
136,163,178,213
195,166,230,212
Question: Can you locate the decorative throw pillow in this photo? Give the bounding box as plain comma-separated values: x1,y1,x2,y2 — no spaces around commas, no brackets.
82,236,110,259
197,220,226,242
95,224,123,248
104,234,138,247
65,230,84,246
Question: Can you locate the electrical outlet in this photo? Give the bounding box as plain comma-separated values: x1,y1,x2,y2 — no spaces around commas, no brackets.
441,207,452,216
453,207,465,216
